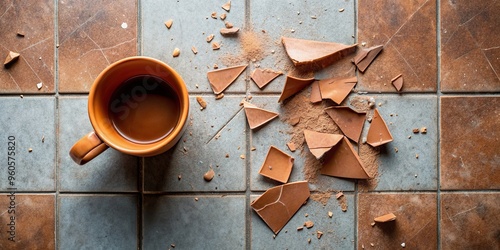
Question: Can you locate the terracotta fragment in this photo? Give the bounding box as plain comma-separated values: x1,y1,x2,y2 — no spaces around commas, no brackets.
220,13,227,20
353,45,383,73
222,1,231,12
164,19,173,29
374,213,396,223
224,21,233,28
196,96,207,109
243,101,279,130
4,51,20,66
215,93,224,100
211,42,221,50
220,27,239,36
203,169,215,181
251,181,310,234
366,109,393,147
258,146,294,183
250,68,283,89
391,74,403,91
324,106,366,142
321,137,371,179
286,142,296,152
278,75,315,102
304,220,314,228
191,46,198,54
318,76,357,104
211,12,217,19
281,36,357,67
172,48,180,57
207,64,247,94
303,130,343,159
206,34,215,42
309,81,322,103
316,231,323,239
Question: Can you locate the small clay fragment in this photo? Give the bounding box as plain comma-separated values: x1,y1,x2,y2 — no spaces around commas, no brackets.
211,12,217,19
203,169,215,181
391,74,403,91
420,127,427,134
278,75,315,102
211,42,221,50
281,36,357,68
172,48,180,57
374,213,396,223
316,231,323,239
243,101,279,129
251,181,310,234
4,51,20,66
286,142,296,152
17,32,25,37
220,13,227,20
206,34,215,42
325,106,366,142
352,45,383,73
215,93,224,100
191,46,198,54
297,226,304,231
335,192,344,199
164,19,173,29
328,211,333,218
366,109,393,147
304,221,314,229
309,81,322,103
303,130,343,159
36,82,43,90
28,148,33,152
258,146,294,183
318,76,357,104
224,21,233,28
412,128,419,133
220,27,239,36
321,136,371,179
250,68,282,89
222,1,231,11
207,64,247,94
196,96,207,109
290,116,300,126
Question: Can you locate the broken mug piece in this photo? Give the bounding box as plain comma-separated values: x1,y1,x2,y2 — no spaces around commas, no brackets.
321,136,371,179
258,146,294,183
69,57,189,165
278,75,315,102
251,181,310,234
250,68,282,89
303,130,343,159
366,109,393,147
207,64,247,94
325,106,366,143
4,51,20,67
243,101,279,129
352,45,383,73
318,76,357,104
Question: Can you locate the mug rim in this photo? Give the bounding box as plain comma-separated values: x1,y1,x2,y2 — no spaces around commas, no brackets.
87,56,189,156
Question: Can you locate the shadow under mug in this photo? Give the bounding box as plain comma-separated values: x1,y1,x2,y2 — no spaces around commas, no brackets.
69,56,189,165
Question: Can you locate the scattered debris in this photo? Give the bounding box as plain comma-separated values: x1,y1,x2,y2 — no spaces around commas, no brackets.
164,19,173,29
420,127,427,134
178,174,182,180
36,82,43,90
194,197,199,201
240,154,245,159
416,154,419,159
412,128,420,133
220,27,239,36
374,213,396,222
243,101,279,129
250,68,282,89
391,74,404,91
278,75,315,102
286,142,296,152
16,32,25,37
328,211,333,218
304,220,314,229
335,192,344,199
207,64,247,94
42,136,45,143
352,45,383,73
222,1,231,12
316,230,323,239
308,238,311,244
211,41,221,50
224,21,234,28
196,96,207,109
4,51,20,66
371,222,376,227
172,48,180,57
325,106,366,142
28,148,33,152
220,13,227,20
211,12,217,19
366,109,393,147
171,243,176,248
297,226,303,231
339,8,345,12
215,93,224,100
401,242,406,248
258,146,294,183
20,95,23,98
303,130,342,159
206,34,215,42
191,46,198,54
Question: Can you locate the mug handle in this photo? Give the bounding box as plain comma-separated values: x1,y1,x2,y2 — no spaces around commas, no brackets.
69,132,109,165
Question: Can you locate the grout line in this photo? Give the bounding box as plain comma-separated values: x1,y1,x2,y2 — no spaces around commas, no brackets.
244,0,252,248
53,0,60,249
353,0,359,249
436,0,442,249
138,157,144,250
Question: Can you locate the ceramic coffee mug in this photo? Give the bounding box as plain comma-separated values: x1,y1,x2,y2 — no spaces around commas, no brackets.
70,56,189,165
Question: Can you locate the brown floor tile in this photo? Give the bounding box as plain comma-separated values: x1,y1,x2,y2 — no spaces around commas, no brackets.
358,193,437,249
0,194,55,249
441,0,500,92
441,192,500,250
357,0,437,92
0,0,55,93
440,96,500,190
58,0,137,93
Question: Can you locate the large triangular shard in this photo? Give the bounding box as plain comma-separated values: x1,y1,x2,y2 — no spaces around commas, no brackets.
391,74,403,91
258,146,294,183
321,137,371,179
251,181,310,234
4,51,20,66
325,106,366,143
281,36,357,67
353,45,383,73
278,75,315,102
207,64,247,94
309,81,322,103
243,101,279,129
251,68,283,89
318,76,357,104
367,109,393,147
303,130,343,159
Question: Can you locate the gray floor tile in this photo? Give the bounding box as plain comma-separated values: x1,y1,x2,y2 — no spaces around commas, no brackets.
0,97,55,191
251,193,355,249
352,94,438,191
58,97,139,192
143,195,245,250
144,96,246,192
142,0,247,94
58,194,138,250
249,96,355,192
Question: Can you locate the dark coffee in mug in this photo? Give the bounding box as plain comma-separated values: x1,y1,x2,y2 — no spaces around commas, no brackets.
108,75,181,144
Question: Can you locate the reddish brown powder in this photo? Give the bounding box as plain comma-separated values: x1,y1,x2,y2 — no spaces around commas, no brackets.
310,190,334,206
220,31,269,66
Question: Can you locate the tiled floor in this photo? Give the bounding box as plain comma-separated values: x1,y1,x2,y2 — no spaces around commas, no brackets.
0,0,498,249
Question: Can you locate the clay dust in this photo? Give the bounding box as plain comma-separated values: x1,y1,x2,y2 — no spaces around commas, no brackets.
220,31,269,66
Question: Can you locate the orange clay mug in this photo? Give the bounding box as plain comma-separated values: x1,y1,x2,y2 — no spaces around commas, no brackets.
70,56,189,165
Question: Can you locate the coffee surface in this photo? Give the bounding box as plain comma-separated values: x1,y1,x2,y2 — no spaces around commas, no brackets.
108,75,180,144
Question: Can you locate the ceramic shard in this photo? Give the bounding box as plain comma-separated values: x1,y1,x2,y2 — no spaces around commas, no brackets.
281,36,357,67
220,27,240,36
251,181,310,234
4,51,20,66
324,106,366,143
367,109,393,147
374,213,396,223
318,76,357,104
251,68,283,89
258,146,294,183
243,101,279,130
207,64,247,94
278,75,315,102
320,137,371,179
309,81,322,103
391,74,403,91
353,45,383,73
303,130,343,159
